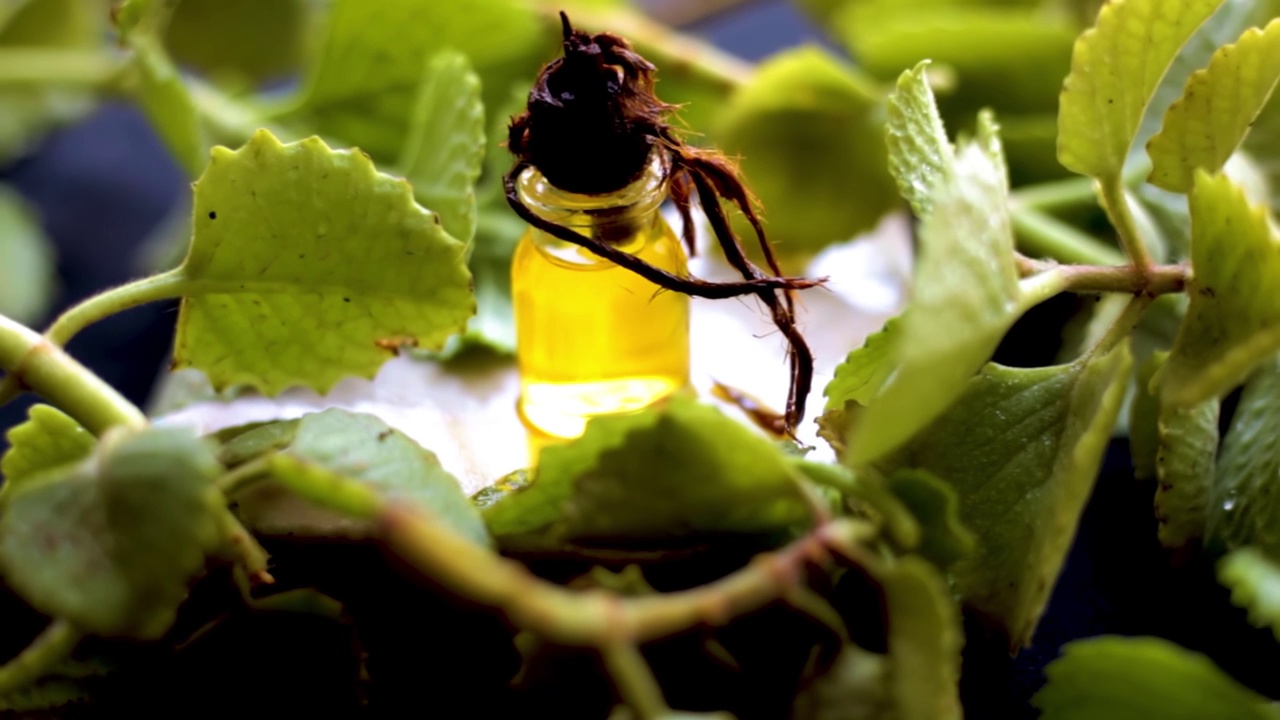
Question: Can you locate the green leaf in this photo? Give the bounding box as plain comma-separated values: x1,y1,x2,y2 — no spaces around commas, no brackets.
172,129,474,395
163,0,307,83
226,409,490,546
877,556,963,720
849,112,1022,464
1149,20,1280,192
715,47,896,257
398,50,486,245
878,346,1133,648
884,62,952,219
482,398,812,548
295,0,547,162
1058,0,1225,180
1208,354,1280,555
1034,636,1274,720
0,0,105,162
790,644,889,720
119,35,208,178
835,4,1075,118
0,426,225,638
1128,351,1166,481
1154,393,1220,551
0,185,55,324
1220,547,1280,639
888,469,975,569
1162,171,1280,408
823,318,899,413
0,404,93,501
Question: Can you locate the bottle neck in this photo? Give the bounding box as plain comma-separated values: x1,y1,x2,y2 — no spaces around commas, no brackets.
516,151,670,251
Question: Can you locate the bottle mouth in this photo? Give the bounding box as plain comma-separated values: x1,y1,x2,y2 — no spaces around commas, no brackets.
516,150,671,232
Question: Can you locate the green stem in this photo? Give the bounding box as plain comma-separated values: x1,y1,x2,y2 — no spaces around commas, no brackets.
1099,175,1153,269
1011,205,1125,266
45,268,188,347
186,75,276,146
1090,294,1154,359
1010,176,1099,214
0,314,146,434
0,620,81,694
1017,258,1187,297
0,49,120,87
215,456,273,497
602,643,671,720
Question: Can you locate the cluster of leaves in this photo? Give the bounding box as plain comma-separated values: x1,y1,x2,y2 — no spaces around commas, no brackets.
1,0,1280,717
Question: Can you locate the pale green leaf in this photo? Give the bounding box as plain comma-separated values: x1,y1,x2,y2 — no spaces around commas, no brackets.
0,426,225,639
877,556,963,720
121,36,208,178
1058,0,1225,180
164,0,307,83
0,404,93,500
1209,354,1280,555
1128,350,1166,480
790,644,889,720
172,130,474,395
1149,20,1280,192
823,318,899,412
0,185,55,324
877,346,1132,648
0,0,105,162
849,118,1021,464
715,47,896,257
1163,171,1280,407
223,409,489,546
1220,547,1280,639
398,50,485,245
482,398,812,548
295,0,547,162
888,469,975,569
1034,636,1274,720
884,62,952,219
1154,393,1220,550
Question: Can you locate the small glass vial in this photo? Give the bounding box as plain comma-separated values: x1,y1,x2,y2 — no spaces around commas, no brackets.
511,152,691,441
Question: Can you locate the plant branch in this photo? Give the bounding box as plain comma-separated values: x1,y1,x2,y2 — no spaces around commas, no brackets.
1099,175,1153,269
603,642,671,720
379,503,873,647
1011,176,1099,214
0,49,120,87
0,620,81,694
1010,205,1125,266
1016,256,1187,296
0,269,189,412
0,314,146,434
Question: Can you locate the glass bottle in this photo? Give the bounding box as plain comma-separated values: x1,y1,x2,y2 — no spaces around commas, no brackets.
511,151,691,441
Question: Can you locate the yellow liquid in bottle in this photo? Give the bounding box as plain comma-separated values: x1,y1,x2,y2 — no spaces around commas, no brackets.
512,215,690,440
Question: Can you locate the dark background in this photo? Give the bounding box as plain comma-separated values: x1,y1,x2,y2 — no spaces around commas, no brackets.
2,1,1276,716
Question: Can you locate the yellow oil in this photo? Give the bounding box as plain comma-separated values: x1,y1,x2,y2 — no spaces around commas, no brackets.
511,164,690,442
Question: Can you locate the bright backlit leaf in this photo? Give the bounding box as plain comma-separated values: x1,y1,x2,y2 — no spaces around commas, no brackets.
1149,20,1280,192
884,62,952,219
0,404,93,502
1163,171,1280,408
0,427,225,639
1208,355,1280,555
0,0,105,162
877,347,1132,648
172,130,474,395
823,318,899,413
295,0,547,162
849,110,1022,464
1154,394,1220,550
398,50,485,245
221,409,489,546
0,185,55,325
482,398,812,548
1219,547,1280,639
1034,636,1274,720
1058,0,1225,180
715,47,896,257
